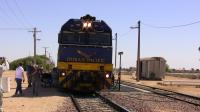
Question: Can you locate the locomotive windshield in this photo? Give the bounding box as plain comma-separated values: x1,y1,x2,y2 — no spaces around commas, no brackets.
60,32,111,46
88,33,111,46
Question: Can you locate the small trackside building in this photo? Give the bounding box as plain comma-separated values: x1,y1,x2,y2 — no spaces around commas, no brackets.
140,57,166,80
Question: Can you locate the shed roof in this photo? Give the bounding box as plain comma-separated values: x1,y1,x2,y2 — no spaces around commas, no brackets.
140,57,166,62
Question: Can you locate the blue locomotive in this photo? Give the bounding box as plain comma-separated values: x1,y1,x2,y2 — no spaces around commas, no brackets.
57,14,113,92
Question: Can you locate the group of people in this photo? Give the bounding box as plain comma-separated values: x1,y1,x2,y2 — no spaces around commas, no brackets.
14,63,58,97
14,63,42,96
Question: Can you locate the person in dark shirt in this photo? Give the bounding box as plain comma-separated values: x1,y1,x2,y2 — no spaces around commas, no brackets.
26,63,33,87
32,65,41,96
51,67,58,87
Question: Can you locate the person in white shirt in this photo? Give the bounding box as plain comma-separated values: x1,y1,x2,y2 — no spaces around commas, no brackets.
0,57,9,112
14,63,25,96
0,57,9,91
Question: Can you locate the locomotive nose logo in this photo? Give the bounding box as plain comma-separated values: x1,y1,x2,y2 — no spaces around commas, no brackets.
77,50,95,58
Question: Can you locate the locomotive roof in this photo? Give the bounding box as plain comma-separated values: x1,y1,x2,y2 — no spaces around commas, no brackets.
60,18,112,33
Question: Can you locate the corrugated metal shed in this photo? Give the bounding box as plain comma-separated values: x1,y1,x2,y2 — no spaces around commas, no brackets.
140,57,166,80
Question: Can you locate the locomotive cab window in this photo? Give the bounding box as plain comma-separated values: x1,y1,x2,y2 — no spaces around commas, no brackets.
78,32,87,44
88,33,111,46
60,32,111,46
61,32,78,44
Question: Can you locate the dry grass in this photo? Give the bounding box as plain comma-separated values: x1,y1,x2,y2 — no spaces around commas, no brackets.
166,73,200,79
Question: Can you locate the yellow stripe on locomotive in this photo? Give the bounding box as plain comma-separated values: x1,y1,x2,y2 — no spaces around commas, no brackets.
58,62,113,91
58,62,112,71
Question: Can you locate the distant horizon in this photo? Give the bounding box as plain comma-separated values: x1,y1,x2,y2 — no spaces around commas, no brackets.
6,54,200,70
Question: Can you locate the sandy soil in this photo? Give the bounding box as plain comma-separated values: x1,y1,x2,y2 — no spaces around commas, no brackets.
2,71,76,112
119,74,200,97
2,71,200,112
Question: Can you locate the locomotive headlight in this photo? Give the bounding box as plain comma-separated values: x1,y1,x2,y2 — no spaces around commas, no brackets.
87,22,92,27
83,22,87,28
83,21,92,28
61,72,66,76
106,74,109,78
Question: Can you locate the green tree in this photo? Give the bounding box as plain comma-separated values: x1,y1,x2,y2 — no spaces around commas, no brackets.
165,64,171,72
10,55,55,72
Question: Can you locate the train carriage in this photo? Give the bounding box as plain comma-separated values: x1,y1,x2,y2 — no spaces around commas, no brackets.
57,14,113,92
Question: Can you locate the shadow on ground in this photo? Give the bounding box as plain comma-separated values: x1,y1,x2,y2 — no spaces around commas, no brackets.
4,86,68,98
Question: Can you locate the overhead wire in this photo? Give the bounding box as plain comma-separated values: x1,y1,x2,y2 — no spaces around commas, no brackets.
141,20,200,29
118,29,132,38
117,22,139,38
0,1,14,25
0,27,31,30
3,0,27,27
13,0,32,27
0,0,32,30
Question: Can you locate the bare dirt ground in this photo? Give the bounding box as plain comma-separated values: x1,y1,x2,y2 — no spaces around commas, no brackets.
119,74,200,97
2,71,76,112
2,70,200,112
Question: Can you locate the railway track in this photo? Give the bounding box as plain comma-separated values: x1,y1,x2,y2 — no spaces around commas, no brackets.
121,80,200,106
70,92,130,112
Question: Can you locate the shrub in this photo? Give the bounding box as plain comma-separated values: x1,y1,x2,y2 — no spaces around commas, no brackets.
10,55,54,72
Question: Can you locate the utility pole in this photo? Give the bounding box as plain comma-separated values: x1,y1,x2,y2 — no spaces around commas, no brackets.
114,33,118,74
130,20,141,82
43,47,48,57
112,33,118,86
137,21,141,82
118,51,123,91
198,46,200,52
29,27,41,64
49,53,51,60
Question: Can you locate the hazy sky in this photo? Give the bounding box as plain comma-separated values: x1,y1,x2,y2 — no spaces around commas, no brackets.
0,0,200,69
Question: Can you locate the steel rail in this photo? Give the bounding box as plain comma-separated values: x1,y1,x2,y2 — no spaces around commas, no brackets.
121,81,200,106
70,92,131,112
70,94,82,112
